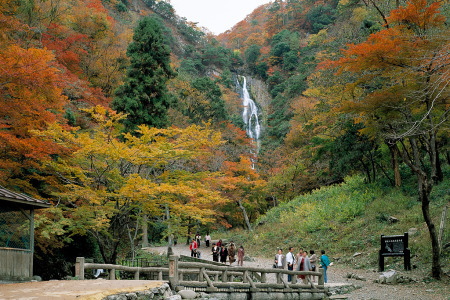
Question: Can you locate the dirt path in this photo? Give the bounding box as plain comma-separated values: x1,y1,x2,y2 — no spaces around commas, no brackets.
0,280,164,300
146,242,449,300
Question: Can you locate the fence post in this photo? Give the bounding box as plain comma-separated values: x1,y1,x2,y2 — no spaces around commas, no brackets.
318,267,324,285
199,267,205,281
75,257,85,280
222,270,228,282
109,269,116,280
169,255,179,288
243,270,248,283
291,272,297,284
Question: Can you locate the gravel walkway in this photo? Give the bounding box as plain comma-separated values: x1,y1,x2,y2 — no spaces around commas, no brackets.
146,242,449,300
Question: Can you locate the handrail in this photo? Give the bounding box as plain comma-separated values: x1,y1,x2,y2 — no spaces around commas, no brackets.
75,255,325,294
168,255,325,292
75,257,169,280
178,261,322,277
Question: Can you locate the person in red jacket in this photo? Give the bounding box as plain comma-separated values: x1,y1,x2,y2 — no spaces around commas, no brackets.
189,239,198,257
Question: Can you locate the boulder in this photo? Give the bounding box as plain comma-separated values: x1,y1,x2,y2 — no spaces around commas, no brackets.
346,273,366,281
177,289,197,299
378,269,398,284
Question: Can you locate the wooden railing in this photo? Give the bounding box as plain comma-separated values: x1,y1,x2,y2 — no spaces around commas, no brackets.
75,257,169,280
168,255,325,293
75,256,325,295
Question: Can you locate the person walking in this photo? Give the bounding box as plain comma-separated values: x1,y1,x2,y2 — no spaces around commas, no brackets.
237,245,245,266
220,244,228,263
212,243,220,262
274,248,285,269
189,239,198,257
205,233,211,247
320,250,331,283
286,247,296,282
228,242,236,265
196,233,201,247
309,250,318,282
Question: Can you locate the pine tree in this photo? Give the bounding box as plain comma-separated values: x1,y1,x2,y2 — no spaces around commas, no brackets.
113,17,176,132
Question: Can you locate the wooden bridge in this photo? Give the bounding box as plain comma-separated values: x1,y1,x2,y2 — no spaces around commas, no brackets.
75,256,328,299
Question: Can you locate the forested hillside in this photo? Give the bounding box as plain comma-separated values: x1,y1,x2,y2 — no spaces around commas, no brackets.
0,0,448,280
0,0,263,278
216,0,449,279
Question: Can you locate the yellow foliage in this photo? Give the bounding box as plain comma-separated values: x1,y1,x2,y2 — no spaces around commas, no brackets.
351,7,368,24
38,106,230,233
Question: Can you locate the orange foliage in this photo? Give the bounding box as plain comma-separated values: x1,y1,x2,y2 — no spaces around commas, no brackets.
319,0,448,138
0,45,67,190
218,4,269,51
387,0,446,30
42,23,90,75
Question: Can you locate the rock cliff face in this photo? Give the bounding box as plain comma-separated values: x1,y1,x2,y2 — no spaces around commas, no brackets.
245,77,271,135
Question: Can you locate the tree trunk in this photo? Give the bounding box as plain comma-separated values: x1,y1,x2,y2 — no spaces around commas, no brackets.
435,143,443,182
165,205,173,246
237,199,253,231
142,214,149,248
418,176,442,279
388,141,401,187
400,138,442,279
186,217,193,245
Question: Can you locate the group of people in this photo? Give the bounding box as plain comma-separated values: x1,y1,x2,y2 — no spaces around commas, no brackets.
211,240,245,266
193,233,212,248
188,234,245,266
188,234,332,283
274,248,331,283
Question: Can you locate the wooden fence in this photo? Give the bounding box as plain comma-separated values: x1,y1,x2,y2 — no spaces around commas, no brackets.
75,256,325,294
0,248,33,279
74,257,169,280
168,255,325,293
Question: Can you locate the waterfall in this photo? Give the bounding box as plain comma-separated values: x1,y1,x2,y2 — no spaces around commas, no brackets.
239,76,261,154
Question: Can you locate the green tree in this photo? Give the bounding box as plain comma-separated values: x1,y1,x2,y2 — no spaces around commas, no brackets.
113,16,176,132
244,44,261,74
190,77,228,123
306,5,336,34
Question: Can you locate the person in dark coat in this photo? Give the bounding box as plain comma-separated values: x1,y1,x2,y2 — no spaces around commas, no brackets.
220,245,228,263
212,243,220,262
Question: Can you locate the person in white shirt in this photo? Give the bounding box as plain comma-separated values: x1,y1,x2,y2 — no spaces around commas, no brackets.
205,233,211,247
286,247,296,282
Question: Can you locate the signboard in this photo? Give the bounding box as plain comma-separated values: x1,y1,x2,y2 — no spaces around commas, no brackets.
378,233,411,271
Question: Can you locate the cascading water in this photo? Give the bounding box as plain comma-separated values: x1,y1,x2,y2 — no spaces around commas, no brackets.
239,76,261,154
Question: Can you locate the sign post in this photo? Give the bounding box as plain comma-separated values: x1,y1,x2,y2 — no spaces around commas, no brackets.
378,232,411,271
